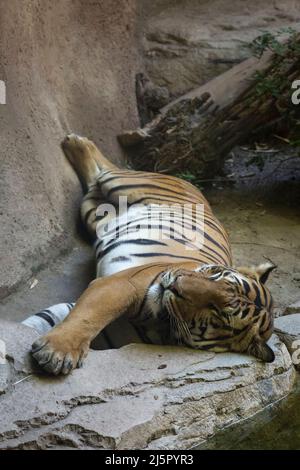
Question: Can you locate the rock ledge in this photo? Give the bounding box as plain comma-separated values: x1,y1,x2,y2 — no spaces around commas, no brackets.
0,320,296,449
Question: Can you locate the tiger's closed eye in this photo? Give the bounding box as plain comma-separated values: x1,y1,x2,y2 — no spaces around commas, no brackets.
167,284,186,300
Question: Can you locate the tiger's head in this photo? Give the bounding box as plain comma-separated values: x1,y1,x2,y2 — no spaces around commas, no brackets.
158,262,276,362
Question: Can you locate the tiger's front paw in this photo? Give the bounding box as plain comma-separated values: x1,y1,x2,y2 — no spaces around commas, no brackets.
31,332,89,376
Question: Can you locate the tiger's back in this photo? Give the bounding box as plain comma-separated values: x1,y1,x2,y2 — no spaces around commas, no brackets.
84,169,232,278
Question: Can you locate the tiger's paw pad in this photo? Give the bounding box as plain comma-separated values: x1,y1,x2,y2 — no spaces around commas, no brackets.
31,335,88,376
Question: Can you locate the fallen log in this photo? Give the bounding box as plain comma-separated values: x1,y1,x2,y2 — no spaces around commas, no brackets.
119,35,300,177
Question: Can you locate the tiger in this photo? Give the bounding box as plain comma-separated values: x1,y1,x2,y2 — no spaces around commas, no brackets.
23,134,276,376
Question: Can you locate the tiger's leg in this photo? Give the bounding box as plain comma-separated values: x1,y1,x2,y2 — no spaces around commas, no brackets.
62,134,118,236
23,136,114,333
62,133,118,181
30,266,147,375
62,135,202,210
80,183,111,236
22,303,75,334
22,136,115,334
62,134,103,189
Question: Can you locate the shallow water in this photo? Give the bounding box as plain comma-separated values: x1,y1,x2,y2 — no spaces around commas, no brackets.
198,380,300,450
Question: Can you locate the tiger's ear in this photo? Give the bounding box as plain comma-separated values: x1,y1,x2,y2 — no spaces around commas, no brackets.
248,337,275,363
255,262,276,284
236,262,276,284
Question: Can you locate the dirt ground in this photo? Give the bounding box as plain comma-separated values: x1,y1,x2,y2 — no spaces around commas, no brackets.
210,146,300,314
1,146,299,328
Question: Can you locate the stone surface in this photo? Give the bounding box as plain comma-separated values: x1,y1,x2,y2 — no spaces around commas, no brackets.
0,320,296,450
140,0,300,95
0,321,38,395
284,300,300,315
0,0,141,298
275,314,300,370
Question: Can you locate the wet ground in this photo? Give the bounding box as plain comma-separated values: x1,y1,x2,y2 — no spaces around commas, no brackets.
197,382,300,450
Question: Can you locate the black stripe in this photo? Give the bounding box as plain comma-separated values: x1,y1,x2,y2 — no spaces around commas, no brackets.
35,311,55,327
106,183,199,203
100,220,223,264
260,283,267,305
241,307,250,319
204,219,230,246
98,175,122,187
130,195,199,206
129,209,229,263
164,236,225,264
241,279,251,296
164,216,229,264
83,207,96,225
94,238,103,250
196,343,219,350
101,216,152,240
253,283,263,308
103,224,205,254
83,196,101,202
99,172,199,190
96,239,167,261
269,296,273,310
131,252,203,262
111,256,131,263
203,231,231,261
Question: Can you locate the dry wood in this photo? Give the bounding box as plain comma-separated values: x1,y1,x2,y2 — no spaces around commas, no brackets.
119,39,300,177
